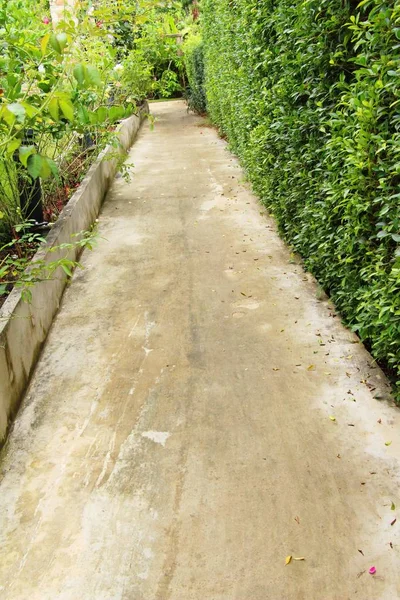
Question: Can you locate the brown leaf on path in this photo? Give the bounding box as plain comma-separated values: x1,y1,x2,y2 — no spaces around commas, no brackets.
358,549,364,556
390,518,397,526
294,516,300,524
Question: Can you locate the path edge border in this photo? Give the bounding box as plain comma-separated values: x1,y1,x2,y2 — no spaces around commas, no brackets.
0,102,149,441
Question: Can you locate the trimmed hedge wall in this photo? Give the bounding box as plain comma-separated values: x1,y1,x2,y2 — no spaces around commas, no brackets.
202,0,400,398
183,34,207,114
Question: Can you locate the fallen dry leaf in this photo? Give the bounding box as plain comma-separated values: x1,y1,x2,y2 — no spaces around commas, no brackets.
293,557,305,561
390,518,397,526
385,441,392,446
329,416,336,422
285,555,292,565
357,570,366,579
307,365,315,371
358,549,364,556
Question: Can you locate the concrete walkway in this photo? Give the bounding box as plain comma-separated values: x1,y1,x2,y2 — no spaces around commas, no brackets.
1,100,400,599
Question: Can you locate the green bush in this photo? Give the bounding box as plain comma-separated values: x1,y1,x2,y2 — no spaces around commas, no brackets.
202,0,400,398
183,34,207,113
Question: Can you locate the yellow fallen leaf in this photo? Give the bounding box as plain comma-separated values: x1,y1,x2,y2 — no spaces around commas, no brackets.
307,365,315,371
329,416,336,421
285,555,292,565
272,367,280,371
385,441,392,446
293,557,305,561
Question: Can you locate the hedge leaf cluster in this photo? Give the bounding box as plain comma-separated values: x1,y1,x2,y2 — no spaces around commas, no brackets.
183,33,207,114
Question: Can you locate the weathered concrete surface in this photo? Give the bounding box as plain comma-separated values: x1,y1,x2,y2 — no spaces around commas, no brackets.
0,100,400,599
0,105,147,441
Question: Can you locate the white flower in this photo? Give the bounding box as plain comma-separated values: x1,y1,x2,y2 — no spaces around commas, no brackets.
38,64,46,74
113,63,124,73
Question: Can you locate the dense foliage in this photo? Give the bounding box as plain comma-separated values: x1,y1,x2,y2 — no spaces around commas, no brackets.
183,33,206,113
0,0,188,301
202,0,400,398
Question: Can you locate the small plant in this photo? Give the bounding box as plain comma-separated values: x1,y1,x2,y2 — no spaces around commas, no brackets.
0,219,98,304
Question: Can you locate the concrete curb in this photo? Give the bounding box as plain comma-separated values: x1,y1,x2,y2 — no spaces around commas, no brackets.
0,102,149,440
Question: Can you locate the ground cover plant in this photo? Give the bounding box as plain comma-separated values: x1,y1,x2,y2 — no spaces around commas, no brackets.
201,0,400,399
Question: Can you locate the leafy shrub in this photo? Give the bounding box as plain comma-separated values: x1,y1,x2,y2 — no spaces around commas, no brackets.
183,34,206,113
202,0,400,399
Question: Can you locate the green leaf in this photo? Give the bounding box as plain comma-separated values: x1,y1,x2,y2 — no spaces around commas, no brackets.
27,154,43,179
109,105,125,123
41,33,50,57
49,33,61,54
7,103,26,123
39,156,51,180
73,64,85,86
21,102,38,119
0,106,15,126
391,502,396,511
6,139,21,155
48,97,59,121
56,33,68,51
61,263,73,277
85,65,102,87
59,98,74,122
96,106,107,123
19,145,36,167
77,104,90,124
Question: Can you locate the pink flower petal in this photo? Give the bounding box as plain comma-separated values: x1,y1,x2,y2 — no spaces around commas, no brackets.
369,566,376,575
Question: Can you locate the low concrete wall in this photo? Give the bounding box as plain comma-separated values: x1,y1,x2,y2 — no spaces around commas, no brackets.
0,102,149,440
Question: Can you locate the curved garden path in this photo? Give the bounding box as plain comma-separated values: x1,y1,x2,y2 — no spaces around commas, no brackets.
0,100,400,599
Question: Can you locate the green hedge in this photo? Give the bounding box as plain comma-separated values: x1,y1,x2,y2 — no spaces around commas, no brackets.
202,0,400,398
183,34,207,113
